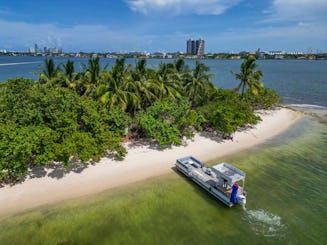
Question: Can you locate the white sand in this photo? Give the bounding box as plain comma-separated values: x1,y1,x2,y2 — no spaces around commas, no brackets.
0,108,303,216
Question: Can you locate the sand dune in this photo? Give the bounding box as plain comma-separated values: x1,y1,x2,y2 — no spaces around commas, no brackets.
0,108,303,216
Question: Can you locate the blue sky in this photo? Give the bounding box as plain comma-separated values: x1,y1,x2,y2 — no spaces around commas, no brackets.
1,0,327,53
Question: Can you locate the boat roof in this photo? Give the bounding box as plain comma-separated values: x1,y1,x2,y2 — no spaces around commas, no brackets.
176,156,203,168
211,162,246,183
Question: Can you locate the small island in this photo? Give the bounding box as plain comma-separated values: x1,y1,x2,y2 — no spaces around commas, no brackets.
0,56,301,215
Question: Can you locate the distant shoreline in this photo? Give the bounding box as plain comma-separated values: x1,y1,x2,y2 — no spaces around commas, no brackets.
1,52,326,60
0,107,303,217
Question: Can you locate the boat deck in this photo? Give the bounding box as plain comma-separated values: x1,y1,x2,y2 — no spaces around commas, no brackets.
190,167,244,195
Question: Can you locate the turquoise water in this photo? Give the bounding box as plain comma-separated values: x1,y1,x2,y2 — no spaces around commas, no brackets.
0,111,326,244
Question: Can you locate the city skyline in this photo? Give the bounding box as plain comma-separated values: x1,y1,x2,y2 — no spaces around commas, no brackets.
0,1,327,53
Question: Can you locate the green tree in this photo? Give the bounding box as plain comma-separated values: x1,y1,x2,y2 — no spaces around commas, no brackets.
38,58,61,84
129,59,157,108
174,58,188,73
232,56,263,97
150,63,181,101
80,57,109,95
95,59,140,111
81,57,99,84
135,98,204,147
244,88,280,109
200,89,260,134
0,123,57,181
0,79,128,181
184,61,214,106
0,57,279,182
61,60,75,82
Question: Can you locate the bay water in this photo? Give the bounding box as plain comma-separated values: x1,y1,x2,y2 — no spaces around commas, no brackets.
1,56,327,107
0,57,326,244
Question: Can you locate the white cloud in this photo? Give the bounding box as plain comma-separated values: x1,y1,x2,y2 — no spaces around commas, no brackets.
0,19,146,52
207,21,327,52
265,0,327,22
1,0,327,54
126,0,241,15
249,0,327,52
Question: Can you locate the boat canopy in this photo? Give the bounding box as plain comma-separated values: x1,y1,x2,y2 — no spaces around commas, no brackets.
176,156,203,168
211,162,246,186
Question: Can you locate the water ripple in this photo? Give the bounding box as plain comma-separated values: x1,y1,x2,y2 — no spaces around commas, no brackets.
0,61,41,66
243,209,286,238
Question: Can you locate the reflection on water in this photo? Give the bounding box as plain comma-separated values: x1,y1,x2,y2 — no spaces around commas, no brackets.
243,209,286,238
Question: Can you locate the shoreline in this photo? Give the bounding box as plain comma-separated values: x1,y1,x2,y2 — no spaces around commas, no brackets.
0,108,303,216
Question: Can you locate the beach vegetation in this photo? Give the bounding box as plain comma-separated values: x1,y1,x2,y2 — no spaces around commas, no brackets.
200,89,260,134
0,78,126,181
60,59,76,87
134,98,205,147
38,58,61,84
232,56,263,97
244,87,281,110
0,56,279,182
183,61,215,107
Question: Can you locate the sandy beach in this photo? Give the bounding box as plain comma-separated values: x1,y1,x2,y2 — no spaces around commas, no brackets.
0,108,303,216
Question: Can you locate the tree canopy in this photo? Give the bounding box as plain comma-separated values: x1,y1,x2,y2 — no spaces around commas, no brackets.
0,57,279,182
232,56,263,97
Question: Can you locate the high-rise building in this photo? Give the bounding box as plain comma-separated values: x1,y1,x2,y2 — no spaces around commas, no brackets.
186,39,205,55
187,39,193,55
34,43,38,53
196,39,204,56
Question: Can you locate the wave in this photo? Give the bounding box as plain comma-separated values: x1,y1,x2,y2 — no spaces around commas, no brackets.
242,209,286,238
0,61,42,66
287,104,326,109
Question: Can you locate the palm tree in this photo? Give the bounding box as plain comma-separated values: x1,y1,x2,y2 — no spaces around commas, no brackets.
56,60,77,88
232,56,263,97
39,58,61,83
61,60,75,82
110,58,126,85
129,59,157,108
81,57,98,84
94,59,140,112
169,58,189,89
134,59,147,81
174,58,189,73
183,61,213,106
150,63,181,101
80,57,109,95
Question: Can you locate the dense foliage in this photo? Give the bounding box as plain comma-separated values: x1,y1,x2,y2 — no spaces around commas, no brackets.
0,79,128,181
200,89,261,134
0,56,279,182
135,98,205,147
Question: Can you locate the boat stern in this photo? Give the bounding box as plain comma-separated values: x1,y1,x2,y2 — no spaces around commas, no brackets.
237,194,246,206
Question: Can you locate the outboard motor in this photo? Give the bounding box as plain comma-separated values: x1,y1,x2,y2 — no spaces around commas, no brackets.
237,195,246,206
230,183,239,204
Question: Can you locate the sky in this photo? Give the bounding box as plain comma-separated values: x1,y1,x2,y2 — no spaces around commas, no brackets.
0,0,327,53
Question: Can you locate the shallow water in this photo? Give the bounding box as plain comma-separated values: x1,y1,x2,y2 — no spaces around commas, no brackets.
0,110,326,245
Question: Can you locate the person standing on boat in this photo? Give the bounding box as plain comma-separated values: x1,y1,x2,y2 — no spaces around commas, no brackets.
230,182,239,204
